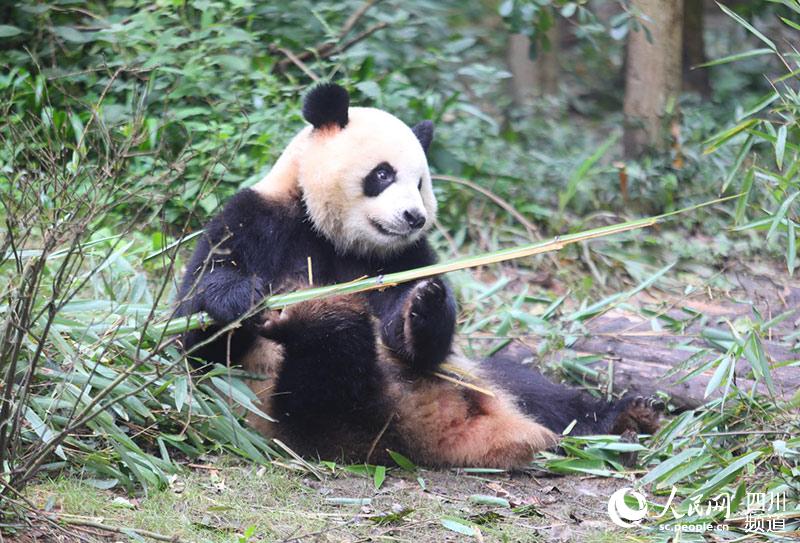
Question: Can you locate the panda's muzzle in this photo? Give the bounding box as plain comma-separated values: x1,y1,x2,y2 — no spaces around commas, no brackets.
403,209,426,230
371,209,426,238
370,219,405,237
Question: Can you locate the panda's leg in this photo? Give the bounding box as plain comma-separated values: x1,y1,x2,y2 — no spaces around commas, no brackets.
368,277,457,372
258,296,394,460
391,357,558,469
484,345,662,437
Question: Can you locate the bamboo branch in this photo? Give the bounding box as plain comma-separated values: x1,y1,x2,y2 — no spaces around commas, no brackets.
333,22,389,55
273,0,388,73
157,194,739,337
433,173,563,269
275,47,320,81
340,0,380,39
434,174,543,240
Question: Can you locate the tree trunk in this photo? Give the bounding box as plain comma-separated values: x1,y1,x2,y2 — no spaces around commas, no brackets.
507,34,537,105
683,0,711,95
623,0,684,157
507,24,560,105
537,22,560,96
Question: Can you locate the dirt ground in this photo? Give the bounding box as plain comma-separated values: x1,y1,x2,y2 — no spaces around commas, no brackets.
541,259,800,408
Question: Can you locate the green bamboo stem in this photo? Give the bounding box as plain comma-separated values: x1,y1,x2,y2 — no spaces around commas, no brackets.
152,194,739,336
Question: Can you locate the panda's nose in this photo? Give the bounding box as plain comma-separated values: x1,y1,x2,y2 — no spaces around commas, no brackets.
403,209,426,230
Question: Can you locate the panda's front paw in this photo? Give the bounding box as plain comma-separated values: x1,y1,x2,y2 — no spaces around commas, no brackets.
401,278,456,370
255,309,286,339
407,278,447,328
259,297,374,352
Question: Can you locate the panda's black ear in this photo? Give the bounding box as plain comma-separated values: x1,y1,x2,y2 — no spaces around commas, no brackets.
303,83,349,129
411,120,434,154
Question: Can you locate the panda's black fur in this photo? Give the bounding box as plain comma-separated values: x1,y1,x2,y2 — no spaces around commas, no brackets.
176,83,659,468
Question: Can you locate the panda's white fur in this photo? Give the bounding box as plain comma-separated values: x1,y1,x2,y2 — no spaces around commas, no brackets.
252,108,436,256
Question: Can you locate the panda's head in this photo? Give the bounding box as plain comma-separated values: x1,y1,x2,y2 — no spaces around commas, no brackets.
295,83,436,256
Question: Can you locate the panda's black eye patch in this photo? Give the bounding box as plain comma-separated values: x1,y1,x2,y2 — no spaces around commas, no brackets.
363,162,397,197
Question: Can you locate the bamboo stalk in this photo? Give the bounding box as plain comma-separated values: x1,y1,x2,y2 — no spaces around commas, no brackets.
154,194,739,336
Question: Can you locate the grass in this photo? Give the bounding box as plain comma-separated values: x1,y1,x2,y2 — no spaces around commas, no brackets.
27,462,560,542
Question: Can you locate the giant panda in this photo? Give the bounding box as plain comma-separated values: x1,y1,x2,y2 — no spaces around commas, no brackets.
176,83,659,469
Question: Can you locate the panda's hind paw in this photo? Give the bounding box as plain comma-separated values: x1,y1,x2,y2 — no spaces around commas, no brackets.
618,429,640,468
611,395,662,436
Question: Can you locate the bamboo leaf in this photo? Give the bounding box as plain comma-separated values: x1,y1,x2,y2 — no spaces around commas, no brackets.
743,333,776,395
770,0,800,15
640,447,703,485
559,134,618,214
705,356,732,398
722,135,753,193
716,2,776,51
0,25,23,37
780,16,800,31
142,230,204,263
373,465,386,489
704,119,758,154
767,191,800,241
694,451,762,500
544,457,616,477
739,92,780,120
387,449,417,471
174,376,188,412
567,262,675,321
209,377,276,422
24,408,66,460
696,47,774,67
734,168,755,225
776,124,787,170
441,517,477,536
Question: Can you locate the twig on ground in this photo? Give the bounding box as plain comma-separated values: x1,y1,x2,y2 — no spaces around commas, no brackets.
433,173,561,269
56,516,186,543
365,412,396,463
432,174,543,241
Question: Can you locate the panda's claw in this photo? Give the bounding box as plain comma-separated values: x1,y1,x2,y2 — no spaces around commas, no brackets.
407,279,447,327
630,395,665,411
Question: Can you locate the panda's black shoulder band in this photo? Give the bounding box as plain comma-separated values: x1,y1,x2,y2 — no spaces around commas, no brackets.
303,83,350,129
